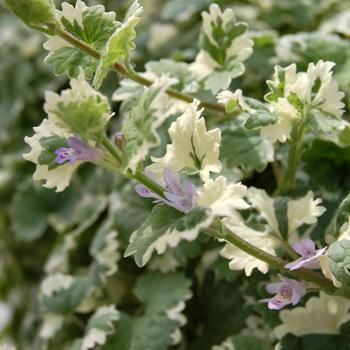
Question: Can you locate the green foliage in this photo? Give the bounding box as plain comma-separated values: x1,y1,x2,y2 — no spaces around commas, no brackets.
214,335,273,350
45,3,118,79
220,120,274,172
308,109,344,134
121,81,164,171
205,62,245,94
9,181,79,240
105,272,192,350
53,90,110,141
2,0,350,348
243,98,277,129
280,333,350,350
94,1,142,88
3,0,55,26
302,139,350,191
42,276,91,314
328,240,350,284
125,205,210,267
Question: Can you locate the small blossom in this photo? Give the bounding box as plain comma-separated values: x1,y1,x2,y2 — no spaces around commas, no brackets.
113,132,127,150
55,137,100,164
285,239,327,271
24,119,79,192
262,274,306,310
135,168,197,213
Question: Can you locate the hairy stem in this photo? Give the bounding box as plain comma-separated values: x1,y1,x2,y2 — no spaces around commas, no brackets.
101,136,348,297
54,27,229,114
222,229,335,292
100,136,122,164
208,224,339,295
279,122,306,194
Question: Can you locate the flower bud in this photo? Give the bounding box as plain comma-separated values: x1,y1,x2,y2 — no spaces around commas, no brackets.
113,132,127,150
328,239,350,285
3,0,56,27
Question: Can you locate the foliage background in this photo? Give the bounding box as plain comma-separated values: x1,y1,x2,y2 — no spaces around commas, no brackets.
1,0,350,348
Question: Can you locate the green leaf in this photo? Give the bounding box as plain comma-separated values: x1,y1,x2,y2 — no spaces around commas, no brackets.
53,90,111,140
328,240,350,285
4,0,56,27
38,135,68,170
243,98,276,129
104,272,192,350
86,305,119,332
190,279,247,349
124,205,211,267
45,47,97,80
244,111,276,129
89,218,120,282
338,124,350,146
162,0,212,22
200,7,250,66
145,59,198,93
213,335,272,350
308,109,343,133
233,335,273,350
265,65,287,103
121,80,165,172
287,92,304,114
10,181,79,241
274,197,289,239
93,1,143,88
75,305,120,348
44,3,118,79
334,193,350,236
42,276,91,314
280,333,350,350
302,139,350,191
204,62,245,94
220,121,274,172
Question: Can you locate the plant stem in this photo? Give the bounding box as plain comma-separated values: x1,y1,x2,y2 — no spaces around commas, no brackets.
279,122,306,194
208,224,338,294
55,27,229,115
100,136,122,164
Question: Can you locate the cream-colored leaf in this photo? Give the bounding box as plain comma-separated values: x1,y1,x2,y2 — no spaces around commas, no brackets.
274,292,350,339
148,99,221,180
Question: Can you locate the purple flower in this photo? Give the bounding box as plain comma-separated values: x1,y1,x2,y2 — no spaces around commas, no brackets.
55,137,100,164
262,274,306,310
284,239,327,271
135,168,197,213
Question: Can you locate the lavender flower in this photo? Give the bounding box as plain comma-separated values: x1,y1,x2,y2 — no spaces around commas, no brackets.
284,239,327,271
135,168,197,213
262,274,306,310
55,137,100,164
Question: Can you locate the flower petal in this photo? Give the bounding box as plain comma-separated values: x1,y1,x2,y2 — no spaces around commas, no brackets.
293,239,316,257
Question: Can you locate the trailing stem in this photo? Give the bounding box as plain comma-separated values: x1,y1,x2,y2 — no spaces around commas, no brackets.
54,27,231,115
100,134,350,299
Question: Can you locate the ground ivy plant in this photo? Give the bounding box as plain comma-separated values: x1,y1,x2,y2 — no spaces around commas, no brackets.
2,0,350,349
